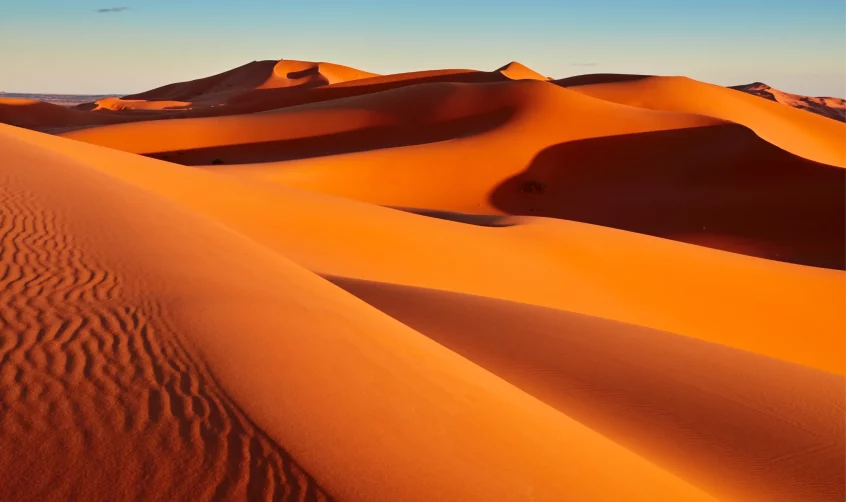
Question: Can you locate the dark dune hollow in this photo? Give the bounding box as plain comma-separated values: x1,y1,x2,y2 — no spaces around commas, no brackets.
146,109,516,166
490,124,846,269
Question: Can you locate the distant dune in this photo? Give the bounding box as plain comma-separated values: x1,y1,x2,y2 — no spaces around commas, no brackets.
0,97,133,132
0,92,121,107
2,58,844,501
121,59,377,105
497,61,551,81
732,82,846,122
555,74,845,167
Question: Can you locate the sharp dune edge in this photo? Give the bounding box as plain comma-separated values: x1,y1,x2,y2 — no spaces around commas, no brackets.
2,58,844,502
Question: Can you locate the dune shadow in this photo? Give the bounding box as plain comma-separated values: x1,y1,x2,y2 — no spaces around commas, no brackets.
388,207,515,227
148,108,516,166
489,124,846,269
326,276,845,502
553,73,652,88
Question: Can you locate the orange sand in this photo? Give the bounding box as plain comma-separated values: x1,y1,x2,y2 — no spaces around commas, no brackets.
556,75,846,167
64,79,845,269
0,97,132,132
732,82,846,123
2,59,844,501
497,61,552,81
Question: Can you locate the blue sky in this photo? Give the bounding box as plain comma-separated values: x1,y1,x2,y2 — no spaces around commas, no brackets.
1,0,844,96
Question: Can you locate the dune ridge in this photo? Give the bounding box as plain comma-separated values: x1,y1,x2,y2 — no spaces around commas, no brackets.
497,61,551,81
732,82,846,122
556,75,846,167
0,97,132,132
123,59,376,103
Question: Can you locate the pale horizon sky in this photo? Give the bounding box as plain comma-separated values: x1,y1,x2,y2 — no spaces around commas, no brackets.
1,0,844,97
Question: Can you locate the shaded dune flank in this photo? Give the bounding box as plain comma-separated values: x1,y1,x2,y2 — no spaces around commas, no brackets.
558,76,846,167
553,73,652,87
0,98,134,132
121,59,377,104
62,82,524,165
3,57,846,502
497,61,551,81
1,63,517,132
331,277,845,502
492,124,846,269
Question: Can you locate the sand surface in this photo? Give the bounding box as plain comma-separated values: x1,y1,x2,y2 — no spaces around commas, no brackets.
731,82,846,123
2,59,844,501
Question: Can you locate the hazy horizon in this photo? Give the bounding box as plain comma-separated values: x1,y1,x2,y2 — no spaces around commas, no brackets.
2,0,844,98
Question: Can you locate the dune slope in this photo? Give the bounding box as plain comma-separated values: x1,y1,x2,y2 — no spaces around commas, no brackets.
0,97,133,132
497,61,550,81
15,125,846,375
2,124,723,501
123,59,376,104
556,75,846,167
0,131,329,501
332,278,845,502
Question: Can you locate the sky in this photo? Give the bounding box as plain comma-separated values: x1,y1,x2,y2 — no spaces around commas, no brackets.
0,0,844,97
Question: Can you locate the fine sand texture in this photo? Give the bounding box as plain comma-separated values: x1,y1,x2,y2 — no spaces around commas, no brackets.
3,59,845,501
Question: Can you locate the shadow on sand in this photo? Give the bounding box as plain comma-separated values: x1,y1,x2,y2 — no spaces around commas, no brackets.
489,124,845,269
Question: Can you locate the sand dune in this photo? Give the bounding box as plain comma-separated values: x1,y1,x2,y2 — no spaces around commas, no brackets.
497,61,551,80
0,127,330,501
64,79,844,268
556,75,846,167
332,277,845,502
1,124,717,501
732,82,846,122
4,57,845,501
15,124,846,374
0,65,514,132
123,59,376,103
0,97,132,132
77,60,377,114
88,97,192,111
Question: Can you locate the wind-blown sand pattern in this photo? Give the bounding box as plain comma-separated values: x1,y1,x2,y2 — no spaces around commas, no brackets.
0,137,329,501
1,59,844,501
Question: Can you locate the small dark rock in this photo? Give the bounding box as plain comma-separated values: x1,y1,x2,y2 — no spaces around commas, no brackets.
520,180,548,194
